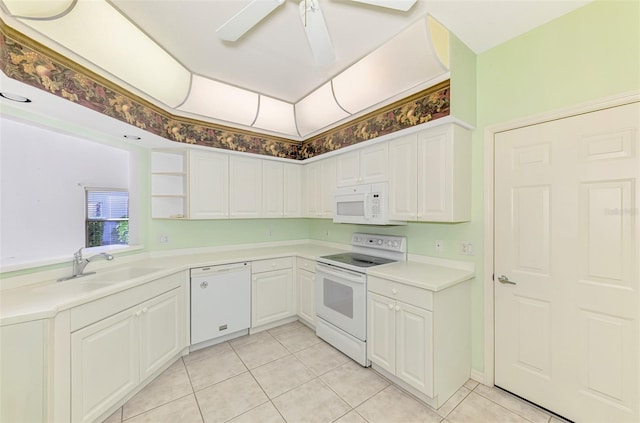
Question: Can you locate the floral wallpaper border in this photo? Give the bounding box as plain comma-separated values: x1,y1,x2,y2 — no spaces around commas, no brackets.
0,21,450,160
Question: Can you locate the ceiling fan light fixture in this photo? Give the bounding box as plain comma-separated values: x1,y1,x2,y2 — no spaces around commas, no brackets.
348,0,417,12
216,0,286,42
298,0,335,66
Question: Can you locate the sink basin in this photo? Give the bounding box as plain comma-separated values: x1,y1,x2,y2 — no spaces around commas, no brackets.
81,267,163,283
31,267,164,295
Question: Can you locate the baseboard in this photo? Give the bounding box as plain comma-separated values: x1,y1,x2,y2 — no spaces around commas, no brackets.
470,369,485,385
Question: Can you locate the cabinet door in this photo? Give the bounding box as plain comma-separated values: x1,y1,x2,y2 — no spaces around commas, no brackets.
359,143,388,184
71,309,139,423
283,163,302,217
367,292,396,374
297,269,315,325
304,162,321,217
388,135,418,220
139,289,183,381
416,125,471,222
417,128,450,222
263,161,284,218
189,150,229,219
252,269,295,327
336,151,360,187
396,301,433,397
320,157,337,217
230,156,263,218
1,320,46,423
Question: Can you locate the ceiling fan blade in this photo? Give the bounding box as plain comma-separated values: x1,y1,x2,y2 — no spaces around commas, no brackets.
299,0,335,66
348,0,417,12
216,0,286,42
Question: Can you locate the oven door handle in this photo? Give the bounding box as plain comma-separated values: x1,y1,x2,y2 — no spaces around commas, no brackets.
316,263,366,284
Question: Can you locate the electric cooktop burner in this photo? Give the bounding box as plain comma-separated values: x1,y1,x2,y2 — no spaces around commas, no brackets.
320,252,396,268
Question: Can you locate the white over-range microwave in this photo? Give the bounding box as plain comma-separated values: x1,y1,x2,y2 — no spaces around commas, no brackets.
333,182,406,225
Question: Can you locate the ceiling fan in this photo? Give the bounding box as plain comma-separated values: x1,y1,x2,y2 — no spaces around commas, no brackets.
216,0,417,66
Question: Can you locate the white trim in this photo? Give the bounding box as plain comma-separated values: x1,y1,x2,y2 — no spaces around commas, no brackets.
470,369,485,385
483,90,640,389
301,115,474,164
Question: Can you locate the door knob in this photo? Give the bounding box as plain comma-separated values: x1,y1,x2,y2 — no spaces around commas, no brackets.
497,275,516,285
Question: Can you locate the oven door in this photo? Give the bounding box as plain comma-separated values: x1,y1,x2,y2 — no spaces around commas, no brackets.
315,263,367,341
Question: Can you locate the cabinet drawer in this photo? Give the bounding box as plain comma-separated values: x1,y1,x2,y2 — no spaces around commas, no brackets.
296,257,316,272
368,276,433,311
70,271,185,332
252,257,293,273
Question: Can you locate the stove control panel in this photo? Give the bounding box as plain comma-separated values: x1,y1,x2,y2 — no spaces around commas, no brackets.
352,233,407,253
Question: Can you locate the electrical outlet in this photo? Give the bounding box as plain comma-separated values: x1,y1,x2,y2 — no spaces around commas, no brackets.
159,235,169,244
435,240,443,252
461,241,474,255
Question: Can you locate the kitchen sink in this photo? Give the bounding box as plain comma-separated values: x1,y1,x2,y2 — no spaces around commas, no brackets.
80,267,164,283
32,267,164,294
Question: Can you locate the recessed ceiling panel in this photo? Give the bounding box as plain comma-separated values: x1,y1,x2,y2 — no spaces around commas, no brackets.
17,0,191,107
178,75,259,126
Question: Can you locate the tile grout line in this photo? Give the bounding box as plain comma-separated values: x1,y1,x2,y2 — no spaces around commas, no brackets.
473,386,552,423
181,355,208,423
120,357,194,422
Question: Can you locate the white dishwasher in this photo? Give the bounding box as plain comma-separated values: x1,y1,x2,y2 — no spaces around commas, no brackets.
190,262,251,348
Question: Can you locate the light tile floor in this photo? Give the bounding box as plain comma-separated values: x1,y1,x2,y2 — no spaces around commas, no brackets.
104,321,565,423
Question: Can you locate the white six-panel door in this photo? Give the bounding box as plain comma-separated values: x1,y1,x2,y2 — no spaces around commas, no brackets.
494,102,639,422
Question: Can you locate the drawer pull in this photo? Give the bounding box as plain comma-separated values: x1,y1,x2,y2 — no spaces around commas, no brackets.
388,303,394,309
395,305,401,311
135,310,142,317
391,288,398,294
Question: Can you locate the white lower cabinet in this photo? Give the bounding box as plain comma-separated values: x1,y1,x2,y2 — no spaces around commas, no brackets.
296,258,316,326
368,292,433,397
367,275,469,408
71,286,184,423
251,257,295,328
71,305,139,423
0,320,47,423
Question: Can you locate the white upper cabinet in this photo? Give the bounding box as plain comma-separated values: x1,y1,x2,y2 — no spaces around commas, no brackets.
389,123,471,222
230,155,263,218
304,156,336,218
336,143,388,187
262,160,284,218
263,161,303,218
189,149,229,219
388,135,418,221
283,163,303,217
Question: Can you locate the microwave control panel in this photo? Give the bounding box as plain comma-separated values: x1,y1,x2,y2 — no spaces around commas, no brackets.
371,194,381,217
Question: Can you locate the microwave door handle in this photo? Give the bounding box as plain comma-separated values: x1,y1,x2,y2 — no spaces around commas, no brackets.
364,193,372,220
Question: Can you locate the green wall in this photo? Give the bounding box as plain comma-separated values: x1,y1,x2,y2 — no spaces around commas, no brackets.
477,0,639,127
148,218,310,250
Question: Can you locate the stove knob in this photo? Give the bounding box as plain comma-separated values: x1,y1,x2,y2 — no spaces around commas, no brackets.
377,239,383,245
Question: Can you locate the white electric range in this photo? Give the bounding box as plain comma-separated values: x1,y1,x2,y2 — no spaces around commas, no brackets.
315,233,407,366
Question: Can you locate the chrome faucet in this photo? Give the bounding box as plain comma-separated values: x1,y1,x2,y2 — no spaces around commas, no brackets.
58,248,114,281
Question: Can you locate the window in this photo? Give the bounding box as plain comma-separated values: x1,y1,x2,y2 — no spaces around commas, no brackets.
86,189,129,248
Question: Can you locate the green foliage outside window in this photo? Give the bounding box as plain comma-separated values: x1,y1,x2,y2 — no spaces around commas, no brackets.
87,221,105,248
